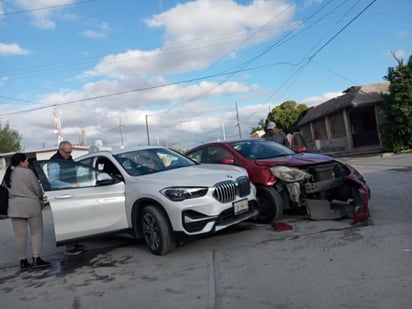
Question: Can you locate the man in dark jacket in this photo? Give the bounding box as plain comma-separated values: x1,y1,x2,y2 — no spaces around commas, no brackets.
49,141,85,256
49,141,77,188
262,121,290,147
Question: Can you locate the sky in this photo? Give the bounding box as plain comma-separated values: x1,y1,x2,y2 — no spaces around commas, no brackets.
0,0,411,152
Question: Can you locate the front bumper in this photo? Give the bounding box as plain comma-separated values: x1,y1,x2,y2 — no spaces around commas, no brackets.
182,199,258,234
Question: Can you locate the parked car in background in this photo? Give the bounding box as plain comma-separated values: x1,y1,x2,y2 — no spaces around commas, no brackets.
32,146,258,255
186,138,370,224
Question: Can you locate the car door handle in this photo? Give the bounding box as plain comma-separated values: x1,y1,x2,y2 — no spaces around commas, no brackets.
54,195,74,199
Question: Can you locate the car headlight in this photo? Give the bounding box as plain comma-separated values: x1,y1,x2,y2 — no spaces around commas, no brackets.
270,166,311,183
161,187,209,201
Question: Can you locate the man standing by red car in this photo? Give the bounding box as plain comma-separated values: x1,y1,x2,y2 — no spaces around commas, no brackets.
262,121,290,148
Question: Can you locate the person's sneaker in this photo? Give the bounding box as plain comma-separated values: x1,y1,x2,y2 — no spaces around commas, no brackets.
64,245,84,256
20,259,31,271
31,257,51,269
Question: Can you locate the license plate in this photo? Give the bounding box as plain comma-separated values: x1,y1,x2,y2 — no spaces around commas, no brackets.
233,199,249,215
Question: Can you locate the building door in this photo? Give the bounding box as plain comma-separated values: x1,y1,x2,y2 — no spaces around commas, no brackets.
349,106,379,147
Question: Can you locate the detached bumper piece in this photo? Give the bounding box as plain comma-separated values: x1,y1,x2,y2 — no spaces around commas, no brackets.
305,199,348,220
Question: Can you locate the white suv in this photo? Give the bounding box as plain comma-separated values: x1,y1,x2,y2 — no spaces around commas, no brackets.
33,146,258,255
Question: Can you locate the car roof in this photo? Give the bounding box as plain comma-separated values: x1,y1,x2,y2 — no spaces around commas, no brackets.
111,145,169,155
188,138,265,149
75,145,170,161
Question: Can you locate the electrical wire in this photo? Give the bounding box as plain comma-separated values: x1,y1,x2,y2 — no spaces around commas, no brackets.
262,0,377,104
0,0,96,16
0,0,377,119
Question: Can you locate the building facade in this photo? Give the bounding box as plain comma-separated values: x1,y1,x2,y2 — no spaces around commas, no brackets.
297,82,389,154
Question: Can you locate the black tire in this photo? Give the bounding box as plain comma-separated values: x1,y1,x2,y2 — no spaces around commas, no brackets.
141,205,175,255
255,186,283,223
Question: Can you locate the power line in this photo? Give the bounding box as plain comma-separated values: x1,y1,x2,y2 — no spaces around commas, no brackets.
0,0,96,16
0,61,307,117
162,0,337,111
1,0,377,119
262,0,377,104
1,5,294,80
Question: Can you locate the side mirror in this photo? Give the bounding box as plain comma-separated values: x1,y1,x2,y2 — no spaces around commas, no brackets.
96,172,114,185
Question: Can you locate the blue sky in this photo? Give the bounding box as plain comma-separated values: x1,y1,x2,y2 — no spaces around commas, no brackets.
0,0,411,151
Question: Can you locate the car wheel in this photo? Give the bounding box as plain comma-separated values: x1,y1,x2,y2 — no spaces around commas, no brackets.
255,186,283,223
141,205,175,255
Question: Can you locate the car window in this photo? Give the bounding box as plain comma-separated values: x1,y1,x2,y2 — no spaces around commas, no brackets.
231,140,295,159
95,156,123,180
77,157,93,167
186,149,202,163
114,148,195,176
203,147,233,164
35,160,112,191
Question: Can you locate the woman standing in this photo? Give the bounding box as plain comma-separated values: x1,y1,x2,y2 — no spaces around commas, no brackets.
4,153,50,271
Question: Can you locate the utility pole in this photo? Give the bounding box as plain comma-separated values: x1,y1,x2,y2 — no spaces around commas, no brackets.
145,114,150,146
119,117,125,149
235,101,242,138
222,122,226,140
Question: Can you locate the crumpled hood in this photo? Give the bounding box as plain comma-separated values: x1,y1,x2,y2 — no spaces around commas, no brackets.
130,163,249,187
254,152,335,167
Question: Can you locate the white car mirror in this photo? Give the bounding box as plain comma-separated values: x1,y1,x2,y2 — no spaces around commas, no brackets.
96,172,114,185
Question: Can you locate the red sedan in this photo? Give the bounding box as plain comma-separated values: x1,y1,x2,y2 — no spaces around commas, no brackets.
186,138,370,224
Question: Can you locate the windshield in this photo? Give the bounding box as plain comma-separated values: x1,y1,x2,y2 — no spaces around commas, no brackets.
230,139,295,159
114,148,195,176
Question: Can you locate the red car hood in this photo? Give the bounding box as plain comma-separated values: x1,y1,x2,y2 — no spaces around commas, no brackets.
254,152,335,167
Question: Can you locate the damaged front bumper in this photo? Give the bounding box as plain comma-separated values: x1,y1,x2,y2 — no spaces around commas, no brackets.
303,174,370,222
280,162,371,223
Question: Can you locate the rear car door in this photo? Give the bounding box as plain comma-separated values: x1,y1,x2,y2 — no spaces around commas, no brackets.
32,160,127,245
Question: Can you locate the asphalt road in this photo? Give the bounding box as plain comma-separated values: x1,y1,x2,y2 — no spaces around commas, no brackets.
0,152,411,309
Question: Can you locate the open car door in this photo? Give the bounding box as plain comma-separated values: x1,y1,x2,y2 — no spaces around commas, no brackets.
32,160,127,246
291,132,311,153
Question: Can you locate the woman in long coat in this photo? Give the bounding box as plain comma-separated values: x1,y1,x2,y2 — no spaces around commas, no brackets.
3,152,50,271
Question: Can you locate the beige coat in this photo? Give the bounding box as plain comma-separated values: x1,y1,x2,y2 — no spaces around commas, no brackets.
7,167,43,218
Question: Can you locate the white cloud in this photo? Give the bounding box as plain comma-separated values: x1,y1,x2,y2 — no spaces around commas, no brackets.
84,0,295,79
15,0,75,29
83,21,110,39
83,29,106,39
0,43,30,56
4,0,298,150
0,76,9,86
395,31,411,39
301,91,343,107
